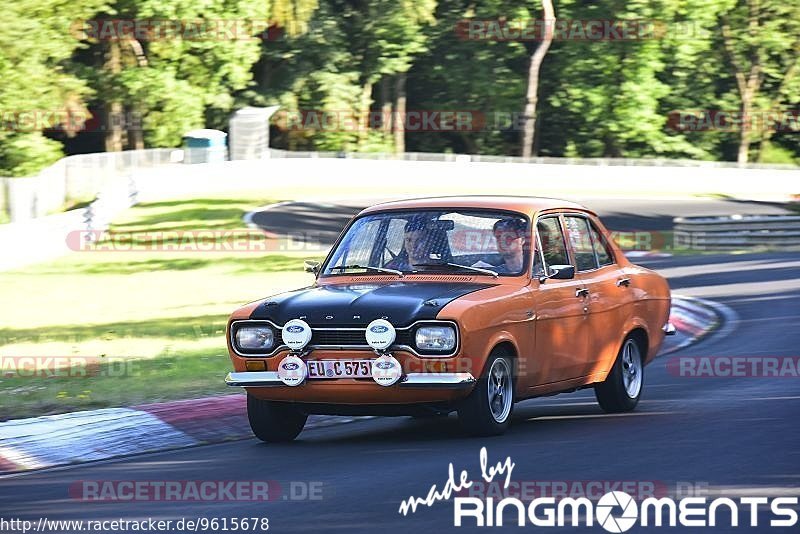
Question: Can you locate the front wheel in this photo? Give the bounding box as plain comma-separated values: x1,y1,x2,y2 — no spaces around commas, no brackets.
595,337,644,413
458,350,514,436
247,394,308,443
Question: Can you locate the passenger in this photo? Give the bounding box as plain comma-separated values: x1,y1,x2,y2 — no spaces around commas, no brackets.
473,218,527,273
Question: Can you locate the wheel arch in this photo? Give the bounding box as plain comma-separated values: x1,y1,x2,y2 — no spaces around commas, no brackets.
625,326,650,362
486,339,520,399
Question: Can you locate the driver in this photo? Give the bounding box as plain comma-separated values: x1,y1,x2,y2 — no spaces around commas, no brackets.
385,218,430,270
493,218,527,273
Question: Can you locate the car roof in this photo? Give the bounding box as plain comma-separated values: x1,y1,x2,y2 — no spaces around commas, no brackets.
359,196,591,217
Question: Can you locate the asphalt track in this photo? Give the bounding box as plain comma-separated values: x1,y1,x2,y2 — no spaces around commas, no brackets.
1,199,799,533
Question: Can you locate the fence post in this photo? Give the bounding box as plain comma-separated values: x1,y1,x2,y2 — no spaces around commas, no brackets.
0,178,7,222
83,201,96,243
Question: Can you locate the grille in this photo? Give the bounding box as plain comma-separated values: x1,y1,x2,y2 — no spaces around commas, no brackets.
311,330,366,346
309,328,414,347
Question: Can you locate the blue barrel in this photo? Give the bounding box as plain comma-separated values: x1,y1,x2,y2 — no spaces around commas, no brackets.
182,129,228,163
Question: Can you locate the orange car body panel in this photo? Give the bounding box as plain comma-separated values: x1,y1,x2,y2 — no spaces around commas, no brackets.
227,197,671,405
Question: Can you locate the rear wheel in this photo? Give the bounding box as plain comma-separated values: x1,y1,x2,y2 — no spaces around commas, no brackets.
595,337,644,413
458,350,514,436
247,394,308,443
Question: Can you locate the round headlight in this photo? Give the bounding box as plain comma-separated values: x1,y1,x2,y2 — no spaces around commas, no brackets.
235,325,275,351
415,325,456,352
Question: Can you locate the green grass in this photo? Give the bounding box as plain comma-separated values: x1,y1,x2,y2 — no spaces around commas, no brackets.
0,195,326,420
0,350,233,420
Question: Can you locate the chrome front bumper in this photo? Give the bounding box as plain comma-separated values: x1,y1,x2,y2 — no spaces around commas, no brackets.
225,371,476,389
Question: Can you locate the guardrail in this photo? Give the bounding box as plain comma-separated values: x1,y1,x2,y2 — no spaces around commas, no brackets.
265,149,800,170
1,146,798,270
0,149,181,223
3,147,799,224
674,215,800,250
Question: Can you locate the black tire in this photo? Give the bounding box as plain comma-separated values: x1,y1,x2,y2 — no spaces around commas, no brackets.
247,394,308,443
457,350,514,436
595,337,644,413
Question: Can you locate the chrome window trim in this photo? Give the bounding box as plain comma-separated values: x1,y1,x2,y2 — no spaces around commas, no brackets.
318,207,533,278
561,213,601,273
532,213,572,277
586,218,617,267
558,212,618,274
230,318,460,358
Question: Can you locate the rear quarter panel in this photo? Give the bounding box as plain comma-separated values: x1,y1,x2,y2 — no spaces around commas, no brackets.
622,265,672,365
592,213,672,367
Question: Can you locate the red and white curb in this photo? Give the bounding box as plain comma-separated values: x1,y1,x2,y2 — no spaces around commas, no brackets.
663,295,734,355
0,294,725,475
0,408,198,473
670,297,718,338
0,396,360,475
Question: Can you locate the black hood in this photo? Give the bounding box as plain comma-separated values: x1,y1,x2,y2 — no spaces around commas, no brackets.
249,281,493,327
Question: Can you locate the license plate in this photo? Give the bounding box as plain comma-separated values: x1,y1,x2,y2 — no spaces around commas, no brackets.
307,360,374,379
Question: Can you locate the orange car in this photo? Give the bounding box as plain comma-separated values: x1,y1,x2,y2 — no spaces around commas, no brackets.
225,197,674,441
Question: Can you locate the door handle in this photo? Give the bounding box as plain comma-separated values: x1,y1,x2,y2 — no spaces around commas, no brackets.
616,278,631,287
575,288,589,298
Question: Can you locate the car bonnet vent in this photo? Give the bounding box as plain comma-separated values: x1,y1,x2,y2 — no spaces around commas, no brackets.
343,275,476,283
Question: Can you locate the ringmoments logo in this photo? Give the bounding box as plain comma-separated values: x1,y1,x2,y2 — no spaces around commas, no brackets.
452,492,798,530
397,448,799,530
596,491,638,532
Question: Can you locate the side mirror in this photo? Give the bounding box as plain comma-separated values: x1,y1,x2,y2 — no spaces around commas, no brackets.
304,260,321,274
539,264,575,283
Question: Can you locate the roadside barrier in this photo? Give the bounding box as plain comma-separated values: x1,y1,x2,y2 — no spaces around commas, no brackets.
674,214,800,250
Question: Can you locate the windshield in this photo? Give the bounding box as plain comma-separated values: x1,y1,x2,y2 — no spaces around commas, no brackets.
322,209,530,277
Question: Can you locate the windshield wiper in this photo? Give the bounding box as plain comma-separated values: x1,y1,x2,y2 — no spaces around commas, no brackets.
413,262,499,278
329,264,403,276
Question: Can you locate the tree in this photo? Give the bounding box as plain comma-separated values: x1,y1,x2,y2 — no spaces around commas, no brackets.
532,0,718,159
521,0,554,159
75,0,271,151
719,0,800,163
0,0,109,175
251,0,435,153
406,0,530,156
330,0,436,152
269,0,320,36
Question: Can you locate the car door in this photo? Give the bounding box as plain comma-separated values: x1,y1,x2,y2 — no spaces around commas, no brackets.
563,214,629,378
530,214,591,389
